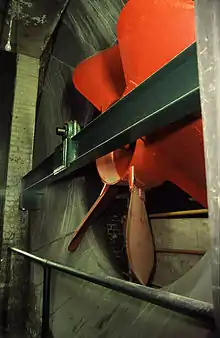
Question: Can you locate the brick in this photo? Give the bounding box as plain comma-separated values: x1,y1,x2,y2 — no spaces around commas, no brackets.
0,54,39,329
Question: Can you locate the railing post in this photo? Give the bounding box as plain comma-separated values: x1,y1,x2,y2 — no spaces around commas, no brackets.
41,266,51,338
9,247,215,329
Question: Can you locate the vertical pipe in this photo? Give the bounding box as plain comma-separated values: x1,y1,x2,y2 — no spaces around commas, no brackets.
41,266,51,338
195,0,220,333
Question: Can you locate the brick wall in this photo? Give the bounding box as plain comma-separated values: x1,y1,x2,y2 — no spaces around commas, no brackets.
0,53,39,331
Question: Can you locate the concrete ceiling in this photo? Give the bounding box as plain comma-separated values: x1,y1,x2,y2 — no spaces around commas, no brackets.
0,0,69,58
0,0,8,13
0,0,9,28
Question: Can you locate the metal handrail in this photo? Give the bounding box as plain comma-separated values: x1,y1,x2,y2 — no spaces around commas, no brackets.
8,247,214,337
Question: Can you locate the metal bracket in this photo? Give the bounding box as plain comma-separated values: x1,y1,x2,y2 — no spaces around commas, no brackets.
54,120,81,175
20,120,81,210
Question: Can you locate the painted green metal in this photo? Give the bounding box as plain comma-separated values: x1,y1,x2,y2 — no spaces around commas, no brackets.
22,43,200,208
54,120,81,175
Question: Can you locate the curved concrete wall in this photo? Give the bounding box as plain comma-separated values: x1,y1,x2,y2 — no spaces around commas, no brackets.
29,1,215,337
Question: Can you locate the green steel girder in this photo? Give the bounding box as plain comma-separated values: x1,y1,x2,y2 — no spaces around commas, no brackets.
21,43,200,209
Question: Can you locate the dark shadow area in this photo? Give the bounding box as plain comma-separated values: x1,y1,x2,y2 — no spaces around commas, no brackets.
0,50,16,258
62,79,97,128
147,181,204,214
1,248,11,333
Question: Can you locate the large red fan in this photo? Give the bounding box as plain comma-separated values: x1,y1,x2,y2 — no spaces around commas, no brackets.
68,0,206,285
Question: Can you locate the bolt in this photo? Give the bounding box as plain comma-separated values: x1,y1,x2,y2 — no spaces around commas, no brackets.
56,127,66,137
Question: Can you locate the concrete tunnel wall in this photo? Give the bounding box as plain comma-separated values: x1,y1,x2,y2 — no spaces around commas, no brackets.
27,0,215,337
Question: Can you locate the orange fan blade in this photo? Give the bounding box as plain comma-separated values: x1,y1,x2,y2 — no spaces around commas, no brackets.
117,0,195,94
126,185,154,285
131,119,207,207
97,145,134,185
73,44,125,112
68,184,118,251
